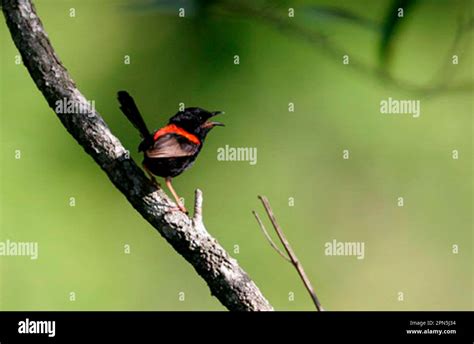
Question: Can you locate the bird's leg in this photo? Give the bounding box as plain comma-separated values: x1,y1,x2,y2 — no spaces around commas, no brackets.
142,163,160,187
165,177,187,213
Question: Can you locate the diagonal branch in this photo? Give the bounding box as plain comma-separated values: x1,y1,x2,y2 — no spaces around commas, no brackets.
2,0,272,311
254,196,324,311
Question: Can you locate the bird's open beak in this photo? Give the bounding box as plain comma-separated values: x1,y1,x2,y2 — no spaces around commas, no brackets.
202,111,225,128
208,121,225,127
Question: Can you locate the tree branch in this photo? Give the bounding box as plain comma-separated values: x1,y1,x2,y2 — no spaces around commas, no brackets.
254,196,324,311
2,0,272,311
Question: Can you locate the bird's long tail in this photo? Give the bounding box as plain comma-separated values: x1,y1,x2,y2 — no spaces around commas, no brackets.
117,91,150,138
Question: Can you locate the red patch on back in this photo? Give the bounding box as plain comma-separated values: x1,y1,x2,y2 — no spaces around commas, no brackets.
153,124,200,145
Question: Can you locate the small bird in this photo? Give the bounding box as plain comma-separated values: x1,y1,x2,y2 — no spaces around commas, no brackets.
117,91,224,213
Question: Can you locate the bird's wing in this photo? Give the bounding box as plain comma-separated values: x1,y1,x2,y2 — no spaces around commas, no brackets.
145,133,200,158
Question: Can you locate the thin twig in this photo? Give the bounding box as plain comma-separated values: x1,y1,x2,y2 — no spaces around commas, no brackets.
193,189,203,224
252,211,291,263
254,196,324,311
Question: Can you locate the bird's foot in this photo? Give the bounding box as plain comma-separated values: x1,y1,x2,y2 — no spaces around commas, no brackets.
166,205,188,215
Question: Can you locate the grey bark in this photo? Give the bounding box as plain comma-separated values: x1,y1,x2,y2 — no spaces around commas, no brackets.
2,0,273,311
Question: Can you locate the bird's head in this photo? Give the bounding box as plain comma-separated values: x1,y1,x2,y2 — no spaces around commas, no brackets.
169,107,224,140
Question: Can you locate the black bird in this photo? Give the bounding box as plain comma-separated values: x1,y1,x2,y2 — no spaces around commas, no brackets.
117,91,224,213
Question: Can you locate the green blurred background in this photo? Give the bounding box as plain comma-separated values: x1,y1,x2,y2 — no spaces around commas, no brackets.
0,0,472,310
